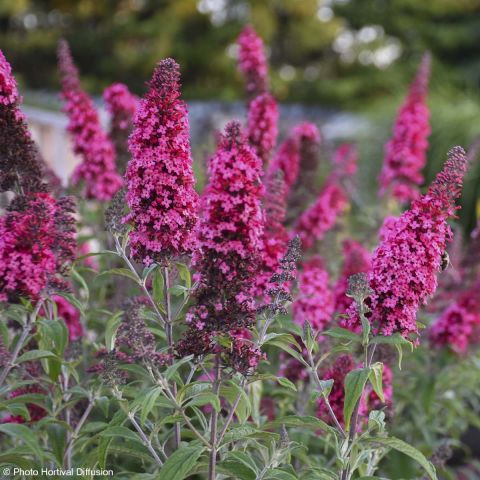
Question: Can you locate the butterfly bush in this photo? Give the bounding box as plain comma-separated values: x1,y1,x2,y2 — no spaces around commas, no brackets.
123,58,199,265
103,82,137,173
0,193,76,301
430,284,480,353
58,40,122,201
237,25,268,97
379,53,431,202
333,143,358,178
103,83,137,131
0,50,45,193
268,132,300,190
247,92,278,165
255,171,289,297
293,256,334,332
178,122,264,372
268,122,321,200
2,27,479,480
346,147,468,339
293,182,348,250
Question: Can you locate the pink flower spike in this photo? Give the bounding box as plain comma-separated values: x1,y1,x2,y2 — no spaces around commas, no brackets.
178,121,264,373
123,58,199,265
0,193,76,302
237,25,269,97
103,83,137,131
293,256,334,333
247,92,279,166
0,50,18,106
379,53,431,202
254,170,289,298
430,283,480,354
346,146,468,340
333,143,358,179
58,40,122,201
293,182,348,250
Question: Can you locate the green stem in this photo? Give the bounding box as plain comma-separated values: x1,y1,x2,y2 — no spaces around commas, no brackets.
163,266,181,449
0,300,43,388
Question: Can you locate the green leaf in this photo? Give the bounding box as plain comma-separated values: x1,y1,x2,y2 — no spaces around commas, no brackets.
98,413,126,468
158,444,205,480
264,416,334,435
98,436,112,470
47,423,66,465
300,467,337,480
221,425,278,446
96,268,140,284
71,266,90,301
263,469,298,480
220,382,251,424
105,311,123,351
0,452,33,469
263,333,301,350
0,317,10,345
360,314,371,346
140,387,163,425
142,263,158,282
152,268,164,304
185,392,220,412
310,379,334,405
0,424,44,460
5,403,30,421
164,355,194,381
277,377,297,392
364,436,436,480
323,327,361,343
100,426,142,445
368,410,386,432
267,340,309,367
54,291,85,314
169,285,188,297
176,262,192,289
218,460,256,480
302,320,316,354
104,445,155,464
16,349,57,364
369,362,385,403
40,319,68,356
219,451,259,479
343,368,371,431
371,334,413,368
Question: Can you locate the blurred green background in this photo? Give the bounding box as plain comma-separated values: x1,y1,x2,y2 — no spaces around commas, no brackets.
1,0,480,229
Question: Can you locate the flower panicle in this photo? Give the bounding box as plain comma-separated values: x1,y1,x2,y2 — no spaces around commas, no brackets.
0,49,45,193
237,25,269,97
379,53,431,202
293,182,348,250
58,39,122,201
247,92,279,165
259,236,301,316
346,146,468,339
123,57,199,265
0,192,76,302
255,170,289,297
293,255,334,333
178,121,264,373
